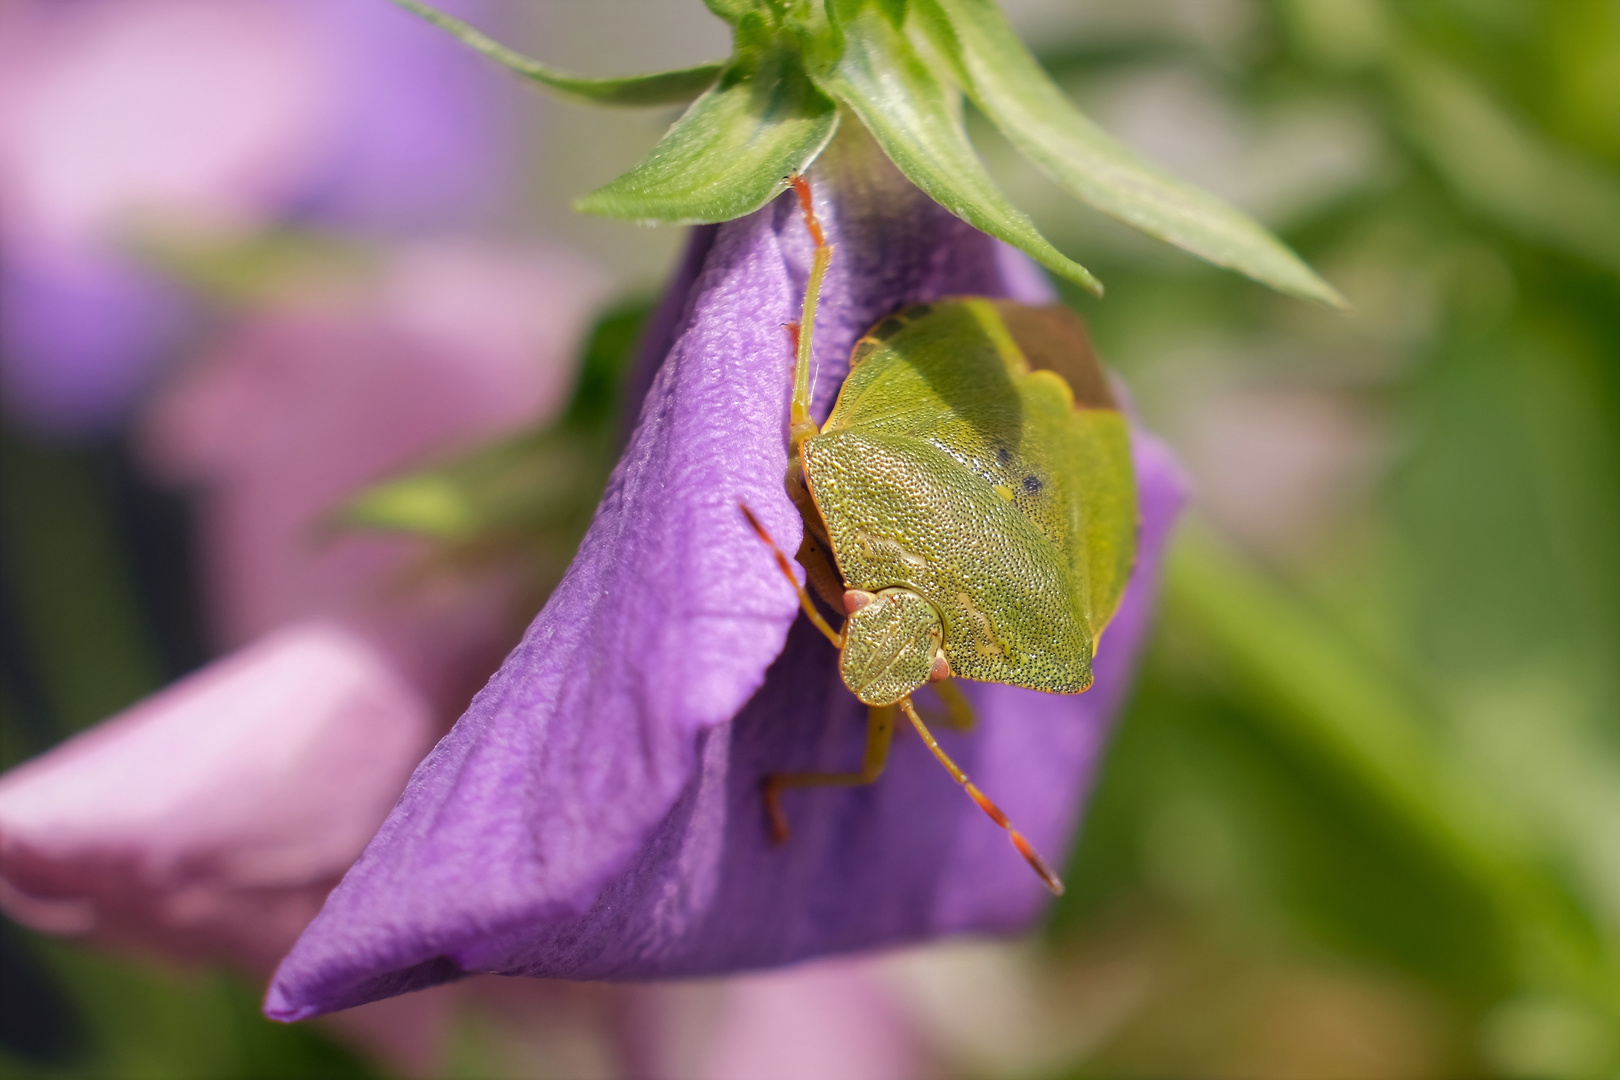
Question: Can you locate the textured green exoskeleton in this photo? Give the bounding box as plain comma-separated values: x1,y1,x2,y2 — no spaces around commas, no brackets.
746,178,1137,895
804,297,1136,703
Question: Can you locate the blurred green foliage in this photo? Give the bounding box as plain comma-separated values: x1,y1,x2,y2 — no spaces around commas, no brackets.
1029,0,1620,1076
0,920,376,1079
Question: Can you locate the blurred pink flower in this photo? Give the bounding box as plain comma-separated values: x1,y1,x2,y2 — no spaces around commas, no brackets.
0,0,511,435
0,237,607,964
1176,385,1386,558
0,624,430,973
699,959,922,1080
449,957,922,1079
145,239,610,710
0,0,331,254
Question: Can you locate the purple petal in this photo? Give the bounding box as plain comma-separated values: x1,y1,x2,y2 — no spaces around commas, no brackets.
266,148,1187,1020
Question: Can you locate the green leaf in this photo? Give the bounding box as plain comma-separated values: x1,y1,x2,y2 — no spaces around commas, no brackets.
575,48,839,224
812,0,1103,294
1166,523,1459,847
914,0,1347,307
389,0,722,106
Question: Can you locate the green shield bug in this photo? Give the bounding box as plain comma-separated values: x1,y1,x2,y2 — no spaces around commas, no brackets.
742,177,1138,895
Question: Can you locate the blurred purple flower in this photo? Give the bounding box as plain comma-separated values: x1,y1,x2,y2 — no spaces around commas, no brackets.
0,0,509,436
265,147,1187,1021
142,239,609,708
0,252,190,438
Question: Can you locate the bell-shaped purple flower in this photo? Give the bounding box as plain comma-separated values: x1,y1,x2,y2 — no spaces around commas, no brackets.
265,142,1187,1021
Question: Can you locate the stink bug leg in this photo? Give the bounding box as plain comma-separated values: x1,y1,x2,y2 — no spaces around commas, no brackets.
737,502,900,844
738,502,839,649
930,678,978,733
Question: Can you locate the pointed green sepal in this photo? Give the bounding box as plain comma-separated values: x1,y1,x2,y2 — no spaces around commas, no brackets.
914,0,1346,307
702,0,771,25
338,427,606,541
811,0,1104,295
390,0,723,106
575,48,839,224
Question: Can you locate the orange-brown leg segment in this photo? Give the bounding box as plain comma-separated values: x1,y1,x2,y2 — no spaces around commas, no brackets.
739,503,841,648
898,698,1065,895
764,705,895,844
786,174,832,454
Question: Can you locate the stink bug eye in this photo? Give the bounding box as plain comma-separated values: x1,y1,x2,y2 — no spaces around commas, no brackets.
744,175,1138,897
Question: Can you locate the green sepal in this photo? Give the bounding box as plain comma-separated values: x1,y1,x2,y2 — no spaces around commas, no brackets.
913,0,1346,307
338,427,604,541
811,0,1104,295
575,46,839,224
390,0,722,106
338,296,649,548
702,0,771,25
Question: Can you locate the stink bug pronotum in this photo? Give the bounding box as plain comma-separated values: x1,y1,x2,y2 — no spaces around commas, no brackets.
743,177,1138,894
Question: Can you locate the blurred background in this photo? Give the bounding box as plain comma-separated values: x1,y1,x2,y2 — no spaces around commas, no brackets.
1,0,1617,1077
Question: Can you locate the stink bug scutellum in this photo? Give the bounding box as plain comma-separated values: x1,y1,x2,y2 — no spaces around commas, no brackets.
742,177,1138,894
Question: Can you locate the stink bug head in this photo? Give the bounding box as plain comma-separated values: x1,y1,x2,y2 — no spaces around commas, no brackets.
838,587,944,706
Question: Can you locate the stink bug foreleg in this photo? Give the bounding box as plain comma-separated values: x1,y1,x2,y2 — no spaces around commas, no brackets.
739,502,840,649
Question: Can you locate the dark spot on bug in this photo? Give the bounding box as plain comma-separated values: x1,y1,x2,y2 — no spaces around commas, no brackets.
907,303,933,319
1022,475,1043,495
995,446,1013,466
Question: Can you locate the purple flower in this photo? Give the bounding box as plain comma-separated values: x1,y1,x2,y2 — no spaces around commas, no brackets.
265,143,1187,1021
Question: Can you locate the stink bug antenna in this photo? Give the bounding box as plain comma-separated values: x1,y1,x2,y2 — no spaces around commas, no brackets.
898,698,1066,896
788,174,831,454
